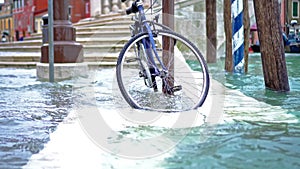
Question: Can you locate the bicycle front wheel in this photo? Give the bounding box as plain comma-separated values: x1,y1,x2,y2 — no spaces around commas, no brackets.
116,29,210,112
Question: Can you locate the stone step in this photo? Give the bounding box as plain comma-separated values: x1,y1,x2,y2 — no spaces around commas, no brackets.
0,51,40,63
0,62,37,68
23,36,42,41
76,31,131,39
86,62,117,68
24,21,132,39
73,13,124,27
76,25,130,33
22,17,132,41
0,44,126,54
0,40,42,46
83,44,124,54
0,46,41,53
82,20,133,28
0,61,118,68
84,53,119,62
23,30,131,41
0,52,120,63
0,55,40,62
75,14,132,27
79,37,128,45
0,37,129,47
0,13,134,67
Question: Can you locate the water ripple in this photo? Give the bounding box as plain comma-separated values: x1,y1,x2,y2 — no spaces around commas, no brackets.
0,68,73,168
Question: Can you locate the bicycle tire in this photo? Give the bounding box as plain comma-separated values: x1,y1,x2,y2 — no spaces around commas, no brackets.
116,29,210,112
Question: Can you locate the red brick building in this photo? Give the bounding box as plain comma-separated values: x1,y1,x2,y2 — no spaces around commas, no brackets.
13,0,34,40
13,0,90,40
70,0,90,23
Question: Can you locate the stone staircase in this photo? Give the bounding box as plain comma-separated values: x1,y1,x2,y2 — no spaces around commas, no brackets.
0,13,133,68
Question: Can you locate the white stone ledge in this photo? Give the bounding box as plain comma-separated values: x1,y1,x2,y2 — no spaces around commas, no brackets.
36,62,89,81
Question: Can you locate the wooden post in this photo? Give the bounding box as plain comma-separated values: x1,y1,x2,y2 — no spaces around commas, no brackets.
224,0,233,72
162,0,174,30
162,0,174,94
41,0,83,63
206,0,217,63
253,0,290,91
243,0,250,73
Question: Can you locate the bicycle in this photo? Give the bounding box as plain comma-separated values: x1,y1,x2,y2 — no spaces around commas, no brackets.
116,0,210,112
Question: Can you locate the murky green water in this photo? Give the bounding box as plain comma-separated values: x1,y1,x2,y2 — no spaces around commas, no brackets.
1,54,300,168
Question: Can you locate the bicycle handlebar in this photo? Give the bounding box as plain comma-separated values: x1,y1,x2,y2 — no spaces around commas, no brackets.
122,0,141,15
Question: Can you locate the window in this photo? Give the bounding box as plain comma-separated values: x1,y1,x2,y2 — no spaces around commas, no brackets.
85,3,89,15
292,1,299,18
68,5,72,21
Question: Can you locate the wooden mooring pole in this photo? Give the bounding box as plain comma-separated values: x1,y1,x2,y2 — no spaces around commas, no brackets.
253,0,290,91
206,0,217,63
162,0,175,94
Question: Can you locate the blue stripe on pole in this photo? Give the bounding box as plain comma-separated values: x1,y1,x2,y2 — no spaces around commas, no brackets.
232,13,243,33
233,44,244,69
232,0,244,73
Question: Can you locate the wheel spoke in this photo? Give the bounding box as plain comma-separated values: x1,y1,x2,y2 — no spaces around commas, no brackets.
116,30,209,111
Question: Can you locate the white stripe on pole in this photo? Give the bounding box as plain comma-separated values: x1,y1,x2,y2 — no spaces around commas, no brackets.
232,25,244,52
231,0,243,17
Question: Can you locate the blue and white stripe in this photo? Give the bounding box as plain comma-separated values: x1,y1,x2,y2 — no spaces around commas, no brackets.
231,0,244,73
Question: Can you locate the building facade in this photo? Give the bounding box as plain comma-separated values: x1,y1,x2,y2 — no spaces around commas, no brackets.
69,0,90,23
0,0,13,42
13,0,34,40
12,0,91,41
283,0,300,34
34,0,47,34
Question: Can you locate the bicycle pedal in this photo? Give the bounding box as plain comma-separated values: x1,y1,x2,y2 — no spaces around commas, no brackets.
139,71,145,78
171,85,182,92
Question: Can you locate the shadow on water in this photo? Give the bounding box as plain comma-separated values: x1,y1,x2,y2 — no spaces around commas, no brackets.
0,68,73,168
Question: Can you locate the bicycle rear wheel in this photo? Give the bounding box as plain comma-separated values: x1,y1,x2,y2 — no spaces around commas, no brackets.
116,29,210,112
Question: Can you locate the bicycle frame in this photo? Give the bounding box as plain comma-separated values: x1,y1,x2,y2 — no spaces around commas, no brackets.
118,0,210,110
129,0,168,75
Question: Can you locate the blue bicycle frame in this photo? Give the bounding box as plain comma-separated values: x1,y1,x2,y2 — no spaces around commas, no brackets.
135,1,168,75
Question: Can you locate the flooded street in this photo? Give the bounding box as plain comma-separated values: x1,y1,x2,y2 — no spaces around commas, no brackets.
0,69,73,168
1,54,300,168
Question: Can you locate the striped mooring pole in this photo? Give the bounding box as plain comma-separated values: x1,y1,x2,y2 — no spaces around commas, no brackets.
231,0,244,73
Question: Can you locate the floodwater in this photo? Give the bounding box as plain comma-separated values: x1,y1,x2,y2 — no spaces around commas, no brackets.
1,53,300,168
162,53,300,169
0,69,73,168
